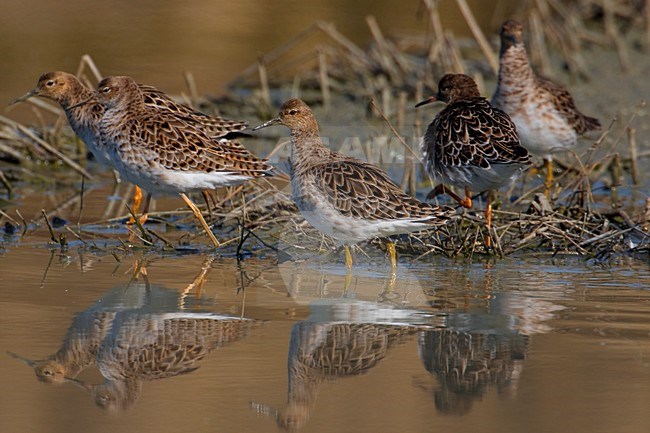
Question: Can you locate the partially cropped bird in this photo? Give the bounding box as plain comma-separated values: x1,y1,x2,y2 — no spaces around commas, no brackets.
491,19,601,195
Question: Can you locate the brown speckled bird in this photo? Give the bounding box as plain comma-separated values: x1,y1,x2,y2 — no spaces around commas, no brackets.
491,19,601,193
92,76,273,247
253,98,456,268
417,73,531,240
88,313,257,411
418,329,529,415
11,71,249,217
254,320,418,430
7,311,116,385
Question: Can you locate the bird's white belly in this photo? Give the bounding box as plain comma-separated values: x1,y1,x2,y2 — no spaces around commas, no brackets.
292,179,430,245
512,102,578,158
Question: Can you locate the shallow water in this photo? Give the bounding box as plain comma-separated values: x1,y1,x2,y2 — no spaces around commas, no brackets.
1,247,649,433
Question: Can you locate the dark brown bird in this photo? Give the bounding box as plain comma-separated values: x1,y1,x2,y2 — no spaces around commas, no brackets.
417,73,531,241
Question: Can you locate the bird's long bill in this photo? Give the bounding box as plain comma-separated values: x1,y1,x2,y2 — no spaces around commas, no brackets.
6,350,37,367
68,96,94,110
64,376,93,392
9,89,38,106
414,95,438,108
252,117,281,131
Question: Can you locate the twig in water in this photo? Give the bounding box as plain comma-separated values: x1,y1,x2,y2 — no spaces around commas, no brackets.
41,209,57,244
146,228,175,249
40,250,56,289
627,127,639,185
77,175,85,226
14,209,28,237
65,226,89,246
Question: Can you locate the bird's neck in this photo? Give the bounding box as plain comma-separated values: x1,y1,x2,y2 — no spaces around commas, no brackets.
60,85,94,110
105,95,146,122
290,129,332,172
496,44,536,91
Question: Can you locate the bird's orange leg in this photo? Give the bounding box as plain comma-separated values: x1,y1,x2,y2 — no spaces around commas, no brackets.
138,193,152,226
127,186,143,225
461,187,473,209
544,158,554,199
180,193,220,248
484,191,493,248
427,184,472,208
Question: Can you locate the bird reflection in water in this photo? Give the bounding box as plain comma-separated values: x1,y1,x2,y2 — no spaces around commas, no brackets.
85,312,257,411
417,329,528,416
8,256,259,411
252,300,433,431
8,309,117,385
414,262,564,416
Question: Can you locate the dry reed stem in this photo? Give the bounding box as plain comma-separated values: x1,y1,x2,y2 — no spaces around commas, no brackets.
257,56,272,110
78,55,103,82
528,10,551,75
455,0,499,74
318,47,331,110
8,97,61,116
627,127,639,186
0,170,13,197
0,210,20,227
603,0,630,70
183,70,200,106
41,209,58,244
444,32,466,74
645,0,650,49
368,98,423,164
366,16,398,80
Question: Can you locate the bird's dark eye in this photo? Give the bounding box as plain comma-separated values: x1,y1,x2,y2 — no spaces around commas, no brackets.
288,109,298,115
43,369,53,376
46,80,55,87
101,86,111,93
